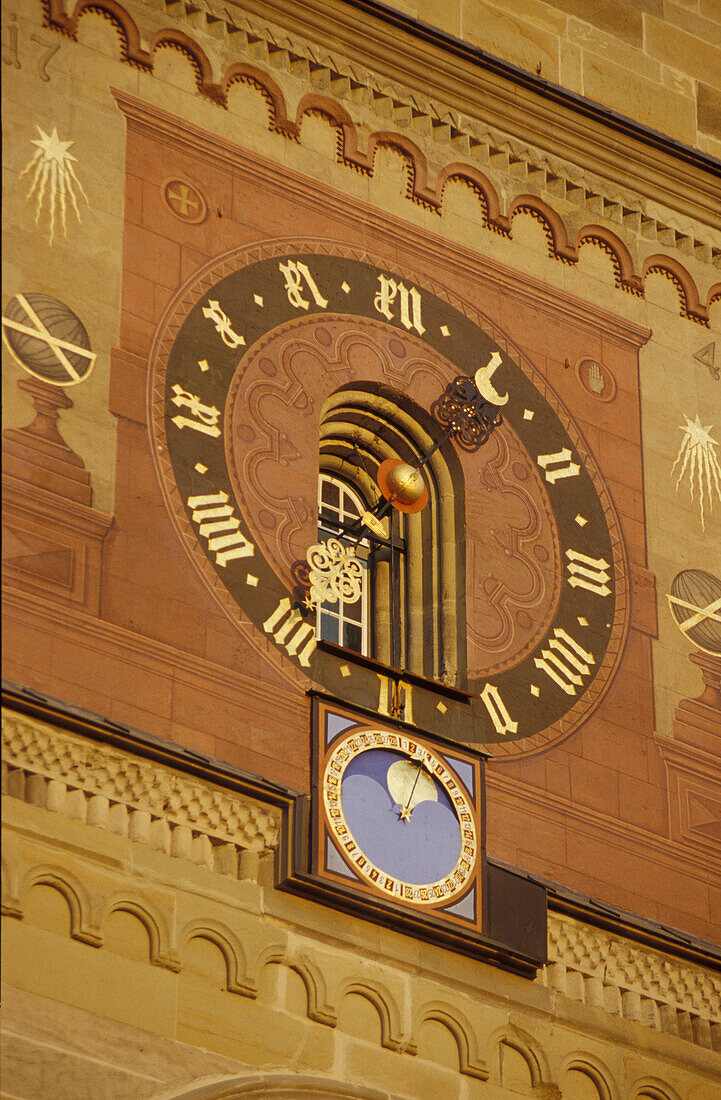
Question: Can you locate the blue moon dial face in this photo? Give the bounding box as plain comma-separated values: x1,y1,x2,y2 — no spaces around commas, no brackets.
342,749,461,884
323,730,477,905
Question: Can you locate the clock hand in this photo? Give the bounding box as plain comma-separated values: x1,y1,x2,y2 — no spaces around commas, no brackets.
349,373,502,538
399,757,425,822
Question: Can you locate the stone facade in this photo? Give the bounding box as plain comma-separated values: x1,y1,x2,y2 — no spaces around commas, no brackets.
373,0,721,154
2,0,720,1096
3,705,720,1098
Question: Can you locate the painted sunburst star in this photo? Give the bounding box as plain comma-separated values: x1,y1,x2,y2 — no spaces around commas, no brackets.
671,414,721,533
19,125,89,245
31,125,75,162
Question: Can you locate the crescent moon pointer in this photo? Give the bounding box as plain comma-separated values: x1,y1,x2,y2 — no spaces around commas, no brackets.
474,350,509,406
386,759,438,813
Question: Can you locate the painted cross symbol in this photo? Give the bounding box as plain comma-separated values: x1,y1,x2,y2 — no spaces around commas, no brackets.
167,183,200,217
668,593,721,634
1,293,95,385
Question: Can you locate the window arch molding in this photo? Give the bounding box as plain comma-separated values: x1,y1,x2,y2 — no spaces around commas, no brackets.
317,383,466,687
168,1073,397,1099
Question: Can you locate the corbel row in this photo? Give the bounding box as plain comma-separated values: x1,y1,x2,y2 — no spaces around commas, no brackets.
41,0,721,326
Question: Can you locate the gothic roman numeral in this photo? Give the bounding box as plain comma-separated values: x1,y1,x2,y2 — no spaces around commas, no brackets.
377,674,414,723
201,300,245,348
263,597,317,667
480,682,518,736
187,492,254,567
278,260,328,310
537,448,580,483
534,627,595,695
373,275,425,335
565,549,612,597
171,385,222,437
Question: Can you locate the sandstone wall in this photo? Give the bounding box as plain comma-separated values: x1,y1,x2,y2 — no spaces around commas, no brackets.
394,0,721,153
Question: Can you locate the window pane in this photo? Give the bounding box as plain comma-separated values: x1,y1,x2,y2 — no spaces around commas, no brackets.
341,491,360,520
343,595,362,621
322,479,340,508
317,473,370,658
319,505,339,526
319,612,339,644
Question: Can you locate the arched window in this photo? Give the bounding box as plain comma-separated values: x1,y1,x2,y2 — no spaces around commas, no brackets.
317,384,465,687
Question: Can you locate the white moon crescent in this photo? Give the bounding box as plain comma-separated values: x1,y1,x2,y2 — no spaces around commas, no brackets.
386,760,438,811
474,351,509,406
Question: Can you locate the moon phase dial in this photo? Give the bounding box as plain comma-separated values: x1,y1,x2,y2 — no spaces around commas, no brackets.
323,730,477,905
313,698,483,927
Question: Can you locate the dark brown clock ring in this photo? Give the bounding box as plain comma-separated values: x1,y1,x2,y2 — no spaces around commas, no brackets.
149,238,629,757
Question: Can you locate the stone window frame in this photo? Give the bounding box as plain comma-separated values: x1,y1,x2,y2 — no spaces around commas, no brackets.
318,384,465,685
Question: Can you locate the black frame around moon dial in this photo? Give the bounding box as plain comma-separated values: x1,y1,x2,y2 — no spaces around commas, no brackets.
287,694,488,950
275,694,544,974
150,240,629,754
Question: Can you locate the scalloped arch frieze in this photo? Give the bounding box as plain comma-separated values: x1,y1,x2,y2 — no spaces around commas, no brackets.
40,0,721,327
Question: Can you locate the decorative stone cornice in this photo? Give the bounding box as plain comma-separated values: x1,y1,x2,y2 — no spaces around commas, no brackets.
544,912,721,1052
41,0,721,327
225,0,721,225
2,709,280,873
3,705,720,1058
134,0,721,225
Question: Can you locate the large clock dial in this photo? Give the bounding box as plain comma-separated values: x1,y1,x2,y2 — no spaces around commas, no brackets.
150,239,628,755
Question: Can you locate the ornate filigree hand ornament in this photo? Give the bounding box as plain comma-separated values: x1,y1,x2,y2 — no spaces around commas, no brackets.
431,374,503,452
347,352,506,541
304,537,365,610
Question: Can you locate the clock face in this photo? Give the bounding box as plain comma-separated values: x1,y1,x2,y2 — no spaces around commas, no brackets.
150,239,628,755
308,698,485,930
323,728,477,905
